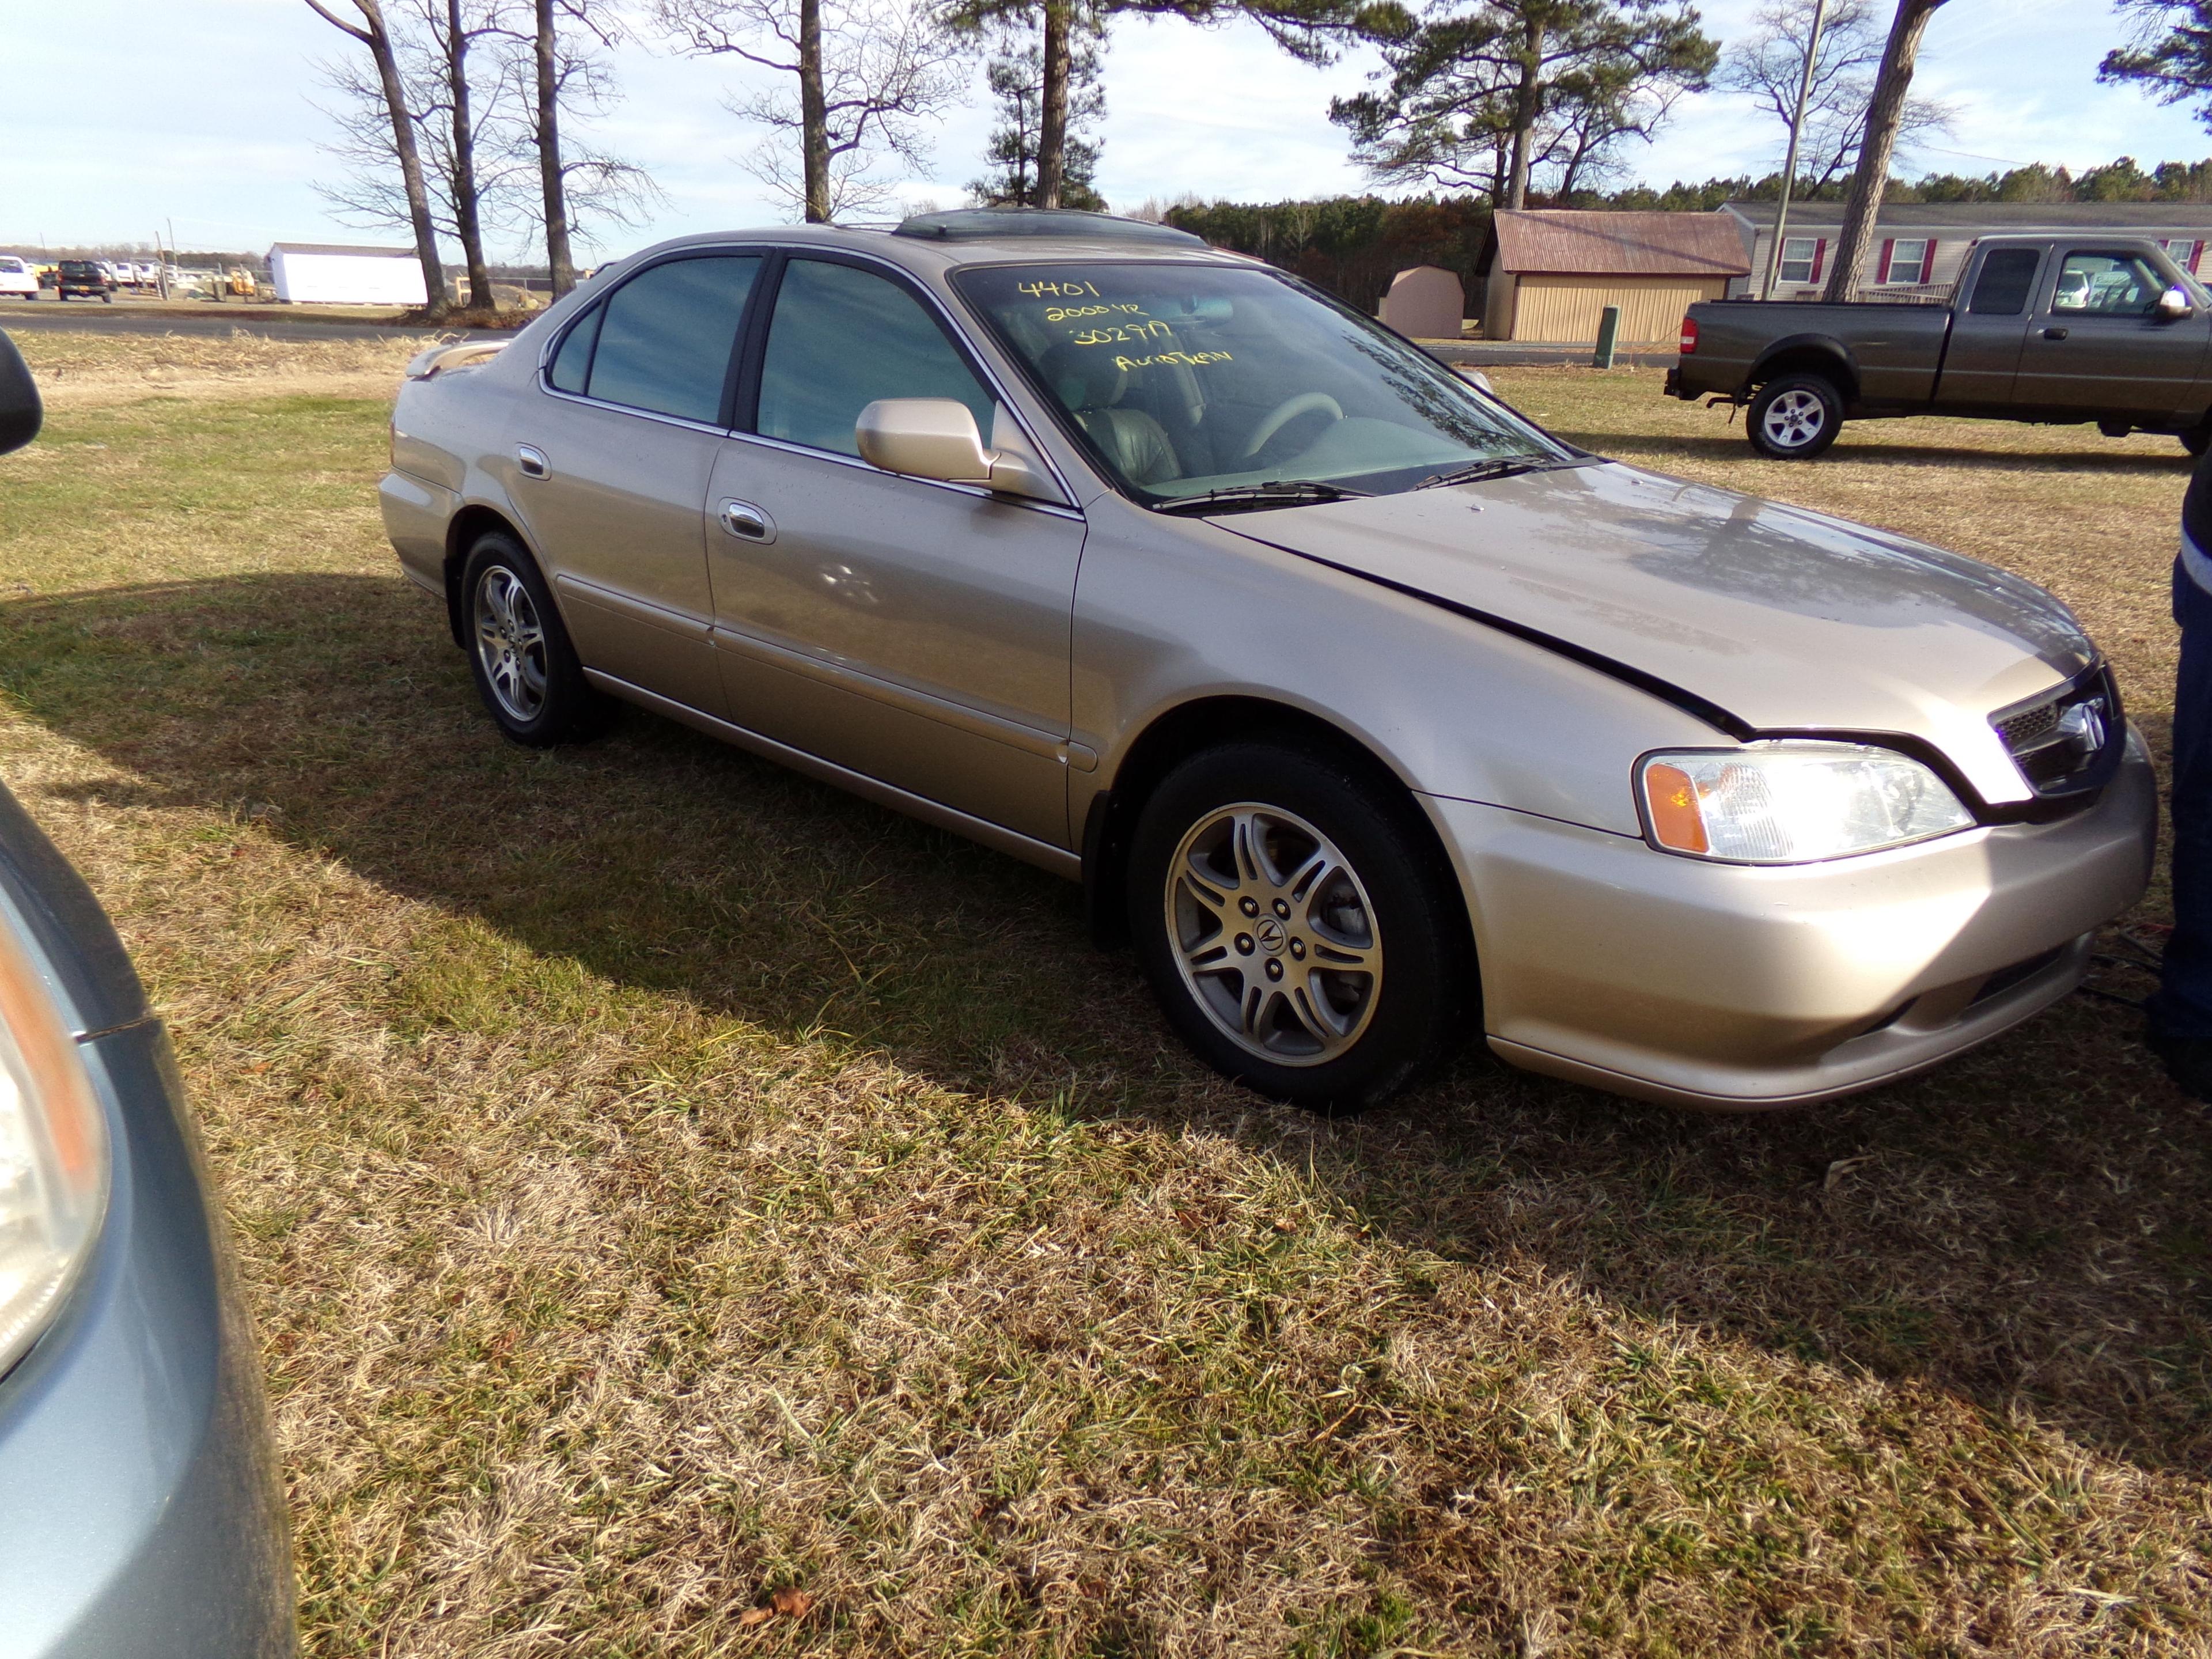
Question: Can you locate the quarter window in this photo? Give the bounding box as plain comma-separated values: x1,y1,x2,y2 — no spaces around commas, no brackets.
2052,251,2166,316
1967,248,2040,315
1776,236,1819,285
756,258,995,456
547,302,600,393
582,255,762,423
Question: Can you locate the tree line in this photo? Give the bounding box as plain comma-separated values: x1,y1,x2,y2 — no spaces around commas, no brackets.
304,0,2212,318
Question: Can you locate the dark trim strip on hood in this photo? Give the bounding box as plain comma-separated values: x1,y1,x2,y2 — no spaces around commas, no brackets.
1239,533,1758,741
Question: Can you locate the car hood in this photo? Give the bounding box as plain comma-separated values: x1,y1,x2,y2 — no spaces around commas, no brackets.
1221,460,2096,805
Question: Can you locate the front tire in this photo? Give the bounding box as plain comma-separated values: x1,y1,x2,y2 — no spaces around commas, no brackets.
1127,742,1467,1113
460,533,601,746
1747,373,1843,459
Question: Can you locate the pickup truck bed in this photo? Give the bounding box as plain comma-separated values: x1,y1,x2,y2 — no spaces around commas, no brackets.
1666,234,2212,458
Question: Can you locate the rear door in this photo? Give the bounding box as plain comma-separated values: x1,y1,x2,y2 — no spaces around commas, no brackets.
1931,245,2039,410
703,252,1085,850
507,252,764,718
2013,247,2212,420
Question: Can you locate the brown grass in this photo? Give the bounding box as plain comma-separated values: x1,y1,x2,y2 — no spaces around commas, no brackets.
0,335,2205,1656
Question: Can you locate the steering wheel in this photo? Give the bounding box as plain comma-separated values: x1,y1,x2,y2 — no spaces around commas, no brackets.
1240,392,1343,462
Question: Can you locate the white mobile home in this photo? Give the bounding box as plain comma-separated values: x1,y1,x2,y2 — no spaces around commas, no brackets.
267,243,426,306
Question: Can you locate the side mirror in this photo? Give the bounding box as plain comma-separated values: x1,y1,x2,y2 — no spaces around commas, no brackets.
2160,285,2195,320
0,331,41,457
855,398,1058,501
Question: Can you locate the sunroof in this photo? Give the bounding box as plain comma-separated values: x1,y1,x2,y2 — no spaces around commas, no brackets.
891,208,1207,247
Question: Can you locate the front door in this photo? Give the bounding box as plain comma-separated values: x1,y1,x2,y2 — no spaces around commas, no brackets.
2013,247,2212,422
509,252,764,717
706,254,1084,849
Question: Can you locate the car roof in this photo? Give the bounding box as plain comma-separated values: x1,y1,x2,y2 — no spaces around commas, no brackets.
607,218,1257,281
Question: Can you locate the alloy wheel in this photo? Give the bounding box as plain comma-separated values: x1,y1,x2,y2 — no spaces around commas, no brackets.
1164,802,1383,1066
1760,388,1827,450
474,565,548,722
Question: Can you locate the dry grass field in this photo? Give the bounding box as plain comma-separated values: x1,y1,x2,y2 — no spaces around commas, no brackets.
0,333,2206,1657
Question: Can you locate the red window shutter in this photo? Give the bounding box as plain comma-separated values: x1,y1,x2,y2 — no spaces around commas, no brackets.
1809,239,1827,283
1920,238,1937,284
2192,241,2205,275
1877,239,1895,284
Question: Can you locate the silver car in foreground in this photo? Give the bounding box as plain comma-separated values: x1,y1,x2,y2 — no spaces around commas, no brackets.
380,209,2156,1111
0,332,294,1657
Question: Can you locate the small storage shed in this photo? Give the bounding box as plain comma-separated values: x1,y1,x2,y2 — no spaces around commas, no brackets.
1478,211,1751,343
267,243,426,306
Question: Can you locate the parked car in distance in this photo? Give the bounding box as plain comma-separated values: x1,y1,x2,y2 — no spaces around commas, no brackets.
1668,234,2212,457
52,261,112,302
0,258,36,300
0,332,296,1656
381,209,2156,1112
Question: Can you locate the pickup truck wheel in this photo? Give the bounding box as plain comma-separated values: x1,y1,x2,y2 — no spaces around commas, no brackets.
1748,374,1843,460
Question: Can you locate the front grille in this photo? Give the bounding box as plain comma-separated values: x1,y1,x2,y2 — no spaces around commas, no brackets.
1990,668,2120,797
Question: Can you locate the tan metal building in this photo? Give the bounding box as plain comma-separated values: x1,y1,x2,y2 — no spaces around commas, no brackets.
1477,211,1752,343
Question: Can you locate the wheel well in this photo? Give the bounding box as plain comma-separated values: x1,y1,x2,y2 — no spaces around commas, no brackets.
1750,347,1856,402
443,505,526,647
1081,695,1474,978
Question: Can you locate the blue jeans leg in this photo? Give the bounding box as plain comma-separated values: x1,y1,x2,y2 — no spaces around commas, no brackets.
2150,558,2212,1042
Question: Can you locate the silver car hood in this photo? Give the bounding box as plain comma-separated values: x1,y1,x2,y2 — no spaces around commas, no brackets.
1223,461,2094,798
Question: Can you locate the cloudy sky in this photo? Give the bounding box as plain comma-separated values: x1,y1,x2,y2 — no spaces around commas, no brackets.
2,0,2207,257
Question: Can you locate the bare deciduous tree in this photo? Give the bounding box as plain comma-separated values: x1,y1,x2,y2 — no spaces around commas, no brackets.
495,0,661,293
657,0,965,223
1720,0,1952,192
1821,0,1949,301
302,0,454,313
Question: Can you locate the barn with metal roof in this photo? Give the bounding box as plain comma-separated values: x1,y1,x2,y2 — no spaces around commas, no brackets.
1475,210,1752,344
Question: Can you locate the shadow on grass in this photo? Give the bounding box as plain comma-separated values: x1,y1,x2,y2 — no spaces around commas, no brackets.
1572,428,2202,474
5,572,2205,1474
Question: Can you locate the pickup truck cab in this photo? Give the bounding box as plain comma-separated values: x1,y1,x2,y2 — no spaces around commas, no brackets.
1667,234,2212,458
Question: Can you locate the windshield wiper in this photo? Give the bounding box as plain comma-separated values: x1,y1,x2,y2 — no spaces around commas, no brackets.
1415,454,1582,490
1154,480,1372,517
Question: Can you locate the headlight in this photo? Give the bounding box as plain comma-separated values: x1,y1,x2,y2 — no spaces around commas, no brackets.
1638,741,1975,863
0,915,109,1377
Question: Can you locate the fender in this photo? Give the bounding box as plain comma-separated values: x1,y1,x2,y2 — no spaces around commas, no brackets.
1743,331,1861,402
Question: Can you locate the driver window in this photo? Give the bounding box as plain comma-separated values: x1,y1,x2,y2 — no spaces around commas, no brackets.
2053,252,2165,317
756,259,995,456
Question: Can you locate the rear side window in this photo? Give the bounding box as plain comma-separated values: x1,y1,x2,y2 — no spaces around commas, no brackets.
756,258,994,456
1968,249,2040,315
547,303,601,393
584,255,762,423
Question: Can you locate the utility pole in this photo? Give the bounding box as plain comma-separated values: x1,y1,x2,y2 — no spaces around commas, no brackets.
1761,0,1829,301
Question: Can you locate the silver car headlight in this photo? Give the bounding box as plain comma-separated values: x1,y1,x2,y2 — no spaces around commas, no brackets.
0,915,110,1376
1637,741,1975,863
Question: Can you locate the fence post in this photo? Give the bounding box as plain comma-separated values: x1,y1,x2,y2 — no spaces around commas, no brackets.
1593,305,1621,370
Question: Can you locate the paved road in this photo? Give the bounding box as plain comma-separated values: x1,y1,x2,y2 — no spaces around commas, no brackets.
0,298,498,346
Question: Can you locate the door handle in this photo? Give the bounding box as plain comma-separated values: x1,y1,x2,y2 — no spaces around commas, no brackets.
718,498,776,543
2042,327,2069,340
515,444,549,478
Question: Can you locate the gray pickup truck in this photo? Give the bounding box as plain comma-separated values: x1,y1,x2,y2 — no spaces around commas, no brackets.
1665,233,2212,459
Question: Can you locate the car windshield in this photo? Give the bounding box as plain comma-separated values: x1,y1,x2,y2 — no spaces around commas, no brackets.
952,261,1570,506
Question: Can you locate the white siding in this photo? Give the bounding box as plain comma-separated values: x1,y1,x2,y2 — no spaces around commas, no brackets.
268,251,426,306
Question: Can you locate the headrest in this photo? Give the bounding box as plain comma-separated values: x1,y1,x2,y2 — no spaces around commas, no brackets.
1040,343,1128,411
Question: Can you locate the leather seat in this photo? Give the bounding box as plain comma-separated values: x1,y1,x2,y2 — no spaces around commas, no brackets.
1040,346,1182,486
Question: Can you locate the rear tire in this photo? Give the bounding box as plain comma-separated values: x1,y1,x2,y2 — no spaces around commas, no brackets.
460,533,603,746
1747,373,1843,459
1126,741,1468,1113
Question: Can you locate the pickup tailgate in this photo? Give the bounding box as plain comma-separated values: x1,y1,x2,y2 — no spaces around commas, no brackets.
1678,300,1953,404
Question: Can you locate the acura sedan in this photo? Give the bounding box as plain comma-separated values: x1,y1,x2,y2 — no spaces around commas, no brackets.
379,209,2156,1112
0,330,295,1655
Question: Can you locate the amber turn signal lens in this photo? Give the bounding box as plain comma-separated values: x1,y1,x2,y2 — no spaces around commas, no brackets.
1642,762,1710,854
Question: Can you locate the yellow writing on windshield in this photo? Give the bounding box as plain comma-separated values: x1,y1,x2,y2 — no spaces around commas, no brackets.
1071,321,1178,346
1043,302,1150,323
1018,279,1103,298
1113,350,1233,372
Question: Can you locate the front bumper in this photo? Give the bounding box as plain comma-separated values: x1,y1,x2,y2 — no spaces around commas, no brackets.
1427,725,2158,1109
0,1020,294,1658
